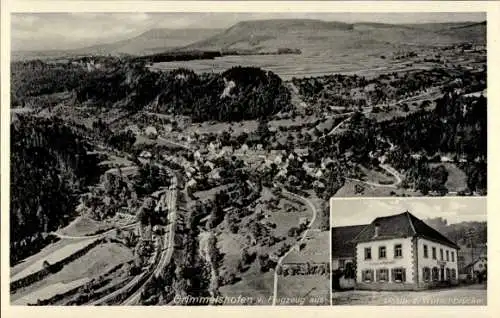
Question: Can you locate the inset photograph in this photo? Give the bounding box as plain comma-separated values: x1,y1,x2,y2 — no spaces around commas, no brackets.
331,197,486,305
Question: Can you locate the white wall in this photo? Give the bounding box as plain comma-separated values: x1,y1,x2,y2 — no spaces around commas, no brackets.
356,237,414,283
416,237,458,281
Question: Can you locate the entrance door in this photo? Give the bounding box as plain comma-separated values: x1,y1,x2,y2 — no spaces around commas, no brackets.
440,266,445,281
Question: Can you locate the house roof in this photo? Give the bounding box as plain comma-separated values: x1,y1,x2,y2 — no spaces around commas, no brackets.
352,211,460,249
331,225,367,258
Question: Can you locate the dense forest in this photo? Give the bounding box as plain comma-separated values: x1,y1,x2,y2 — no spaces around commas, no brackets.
12,60,292,122
10,116,99,264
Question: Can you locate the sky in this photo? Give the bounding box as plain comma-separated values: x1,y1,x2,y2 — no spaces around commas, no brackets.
11,12,486,51
331,197,487,226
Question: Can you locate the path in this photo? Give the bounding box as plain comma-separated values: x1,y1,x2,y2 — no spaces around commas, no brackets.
272,190,317,306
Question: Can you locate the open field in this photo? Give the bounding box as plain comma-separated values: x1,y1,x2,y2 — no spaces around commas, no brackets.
11,278,91,305
283,230,329,264
58,216,113,237
430,162,468,192
332,284,487,305
218,265,276,304
334,179,421,198
276,275,330,305
357,165,396,184
11,238,99,281
150,49,442,80
11,242,134,305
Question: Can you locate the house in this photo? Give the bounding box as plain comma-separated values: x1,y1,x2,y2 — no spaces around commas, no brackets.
463,256,487,282
458,244,487,278
351,211,459,291
139,150,152,159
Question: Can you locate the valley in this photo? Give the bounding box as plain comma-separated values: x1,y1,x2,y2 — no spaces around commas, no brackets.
9,16,486,306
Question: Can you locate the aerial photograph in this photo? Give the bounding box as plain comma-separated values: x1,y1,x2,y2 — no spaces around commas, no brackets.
331,197,487,305
9,12,486,306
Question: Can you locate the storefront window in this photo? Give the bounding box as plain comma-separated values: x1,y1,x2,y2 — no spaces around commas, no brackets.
432,267,439,281
377,268,389,282
362,269,374,282
392,268,406,282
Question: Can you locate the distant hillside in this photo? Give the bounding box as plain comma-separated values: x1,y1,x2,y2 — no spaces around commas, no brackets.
184,19,486,55
11,19,486,61
77,28,223,56
12,28,223,60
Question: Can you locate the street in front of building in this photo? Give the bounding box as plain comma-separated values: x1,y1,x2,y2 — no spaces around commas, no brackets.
332,283,486,305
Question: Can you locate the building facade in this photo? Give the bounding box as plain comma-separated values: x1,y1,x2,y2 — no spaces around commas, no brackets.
352,212,459,291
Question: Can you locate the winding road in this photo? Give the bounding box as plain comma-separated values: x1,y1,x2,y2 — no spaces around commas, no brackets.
272,190,317,306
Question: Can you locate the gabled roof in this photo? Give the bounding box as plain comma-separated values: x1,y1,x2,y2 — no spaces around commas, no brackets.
352,211,460,249
332,225,368,258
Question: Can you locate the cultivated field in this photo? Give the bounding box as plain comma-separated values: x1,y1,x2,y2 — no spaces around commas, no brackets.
11,242,134,305
11,238,99,281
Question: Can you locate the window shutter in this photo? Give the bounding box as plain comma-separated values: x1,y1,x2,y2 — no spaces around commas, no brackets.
402,268,406,282
391,268,395,282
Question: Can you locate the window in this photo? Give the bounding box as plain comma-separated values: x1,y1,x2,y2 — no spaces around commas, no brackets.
451,269,457,280
451,251,455,262
362,269,374,282
423,245,428,258
432,267,439,281
440,248,444,261
379,246,387,259
432,247,437,259
394,244,402,258
446,250,449,261
446,268,451,280
377,268,389,282
364,247,372,260
392,268,406,282
423,267,431,281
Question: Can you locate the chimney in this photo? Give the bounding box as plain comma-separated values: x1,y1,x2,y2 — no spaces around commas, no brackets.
374,222,380,238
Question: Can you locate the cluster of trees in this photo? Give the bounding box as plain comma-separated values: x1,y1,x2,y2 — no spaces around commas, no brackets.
10,116,98,265
153,67,292,122
73,62,292,122
424,217,487,247
279,262,330,276
170,207,211,300
134,163,171,197
14,60,293,123
11,60,87,107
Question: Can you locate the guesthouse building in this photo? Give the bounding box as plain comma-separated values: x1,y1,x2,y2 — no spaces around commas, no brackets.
352,211,459,291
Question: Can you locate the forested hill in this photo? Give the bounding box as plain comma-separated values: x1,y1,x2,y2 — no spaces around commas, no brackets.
425,217,487,247
152,67,292,121
10,116,99,264
13,60,292,122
